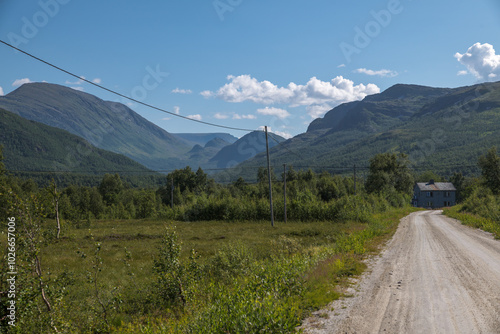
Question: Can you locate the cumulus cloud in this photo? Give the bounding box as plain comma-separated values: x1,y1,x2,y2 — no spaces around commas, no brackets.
256,126,292,139
233,113,257,120
354,68,398,77
0,87,4,96
202,75,379,112
256,107,290,119
306,104,334,119
172,88,192,94
92,78,102,84
214,112,229,119
200,90,212,98
173,106,180,115
12,78,32,87
187,114,202,121
65,77,85,85
275,131,293,139
70,86,85,92
455,43,500,81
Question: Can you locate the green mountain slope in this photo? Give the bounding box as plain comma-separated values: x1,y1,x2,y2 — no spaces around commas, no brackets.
0,108,152,174
236,81,500,178
0,83,190,170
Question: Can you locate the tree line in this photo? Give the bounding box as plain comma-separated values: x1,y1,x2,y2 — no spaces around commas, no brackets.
2,146,500,227
2,146,500,332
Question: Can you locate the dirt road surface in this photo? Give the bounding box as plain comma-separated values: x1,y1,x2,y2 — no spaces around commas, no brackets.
300,210,500,333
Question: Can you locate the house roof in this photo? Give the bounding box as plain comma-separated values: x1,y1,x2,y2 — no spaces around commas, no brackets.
416,182,456,191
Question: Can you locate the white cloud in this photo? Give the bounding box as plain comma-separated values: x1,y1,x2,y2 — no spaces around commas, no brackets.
256,126,291,139
214,112,229,119
274,131,292,139
200,90,213,98
92,78,102,84
306,104,333,119
172,88,192,94
233,113,257,120
187,114,202,121
173,106,180,115
337,64,346,68
455,43,500,81
354,68,398,77
162,117,171,121
65,76,85,85
256,107,291,119
457,70,468,76
0,87,4,96
12,78,32,87
70,86,85,92
203,75,379,109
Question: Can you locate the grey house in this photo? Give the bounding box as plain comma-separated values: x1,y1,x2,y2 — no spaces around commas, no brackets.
412,180,456,208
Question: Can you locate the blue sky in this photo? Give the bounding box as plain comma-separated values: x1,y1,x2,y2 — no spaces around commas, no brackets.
1,0,499,139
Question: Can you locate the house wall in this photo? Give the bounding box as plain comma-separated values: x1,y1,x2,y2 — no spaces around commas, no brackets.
413,186,456,208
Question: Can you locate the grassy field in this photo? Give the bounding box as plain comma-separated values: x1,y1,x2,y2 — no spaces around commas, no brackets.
2,207,417,333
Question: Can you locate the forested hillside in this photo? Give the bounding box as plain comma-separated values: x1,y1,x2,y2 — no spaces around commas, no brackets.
0,83,190,170
237,81,500,178
0,108,152,180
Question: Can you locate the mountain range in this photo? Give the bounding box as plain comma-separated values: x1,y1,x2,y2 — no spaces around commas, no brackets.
1,81,499,183
0,83,281,176
237,81,500,178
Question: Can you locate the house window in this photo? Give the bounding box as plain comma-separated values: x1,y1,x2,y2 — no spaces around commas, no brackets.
427,192,433,197
445,191,450,197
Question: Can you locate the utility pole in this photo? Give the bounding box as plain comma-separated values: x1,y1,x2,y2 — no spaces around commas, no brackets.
354,164,357,195
283,163,287,224
171,177,174,209
265,126,275,227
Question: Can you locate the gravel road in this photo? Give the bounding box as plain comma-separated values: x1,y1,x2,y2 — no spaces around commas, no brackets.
300,210,500,333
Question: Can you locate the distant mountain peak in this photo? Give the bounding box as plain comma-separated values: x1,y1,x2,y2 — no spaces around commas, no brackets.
210,131,285,168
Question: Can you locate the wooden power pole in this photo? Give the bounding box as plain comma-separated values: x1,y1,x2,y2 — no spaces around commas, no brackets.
354,164,357,195
265,126,275,227
283,163,287,224
171,177,174,209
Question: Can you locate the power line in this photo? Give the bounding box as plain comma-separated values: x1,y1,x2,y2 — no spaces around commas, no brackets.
0,39,485,176
0,39,260,133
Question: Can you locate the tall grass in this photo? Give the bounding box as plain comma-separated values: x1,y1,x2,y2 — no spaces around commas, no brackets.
1,195,415,333
443,187,500,239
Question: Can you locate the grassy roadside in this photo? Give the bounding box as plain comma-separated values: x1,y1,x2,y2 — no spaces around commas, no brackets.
443,205,500,239
1,207,417,333
300,207,419,313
